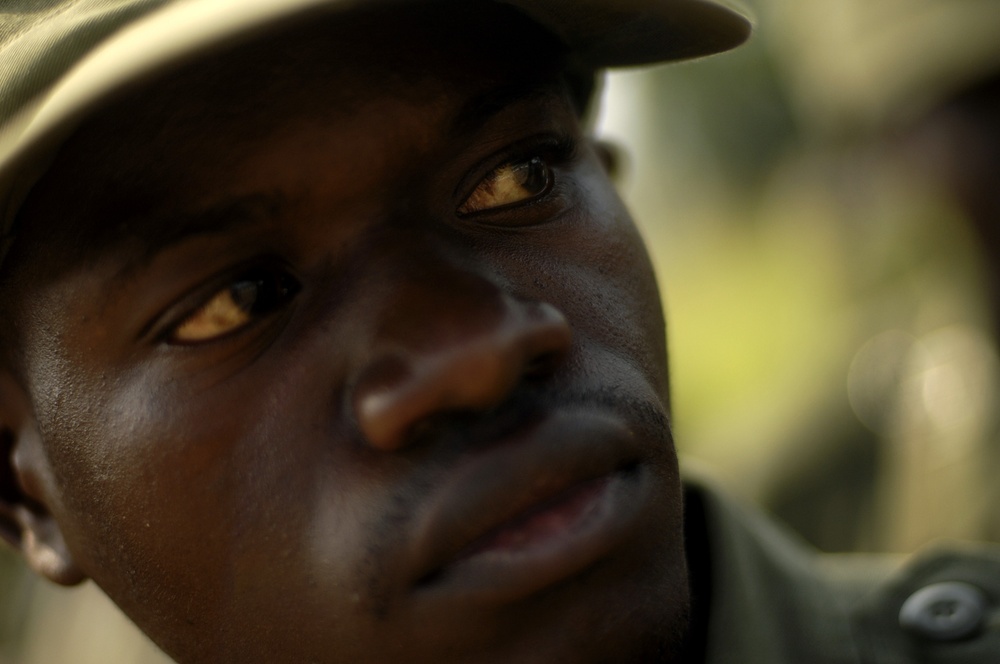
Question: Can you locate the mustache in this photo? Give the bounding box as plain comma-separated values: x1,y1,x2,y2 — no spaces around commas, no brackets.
402,384,671,456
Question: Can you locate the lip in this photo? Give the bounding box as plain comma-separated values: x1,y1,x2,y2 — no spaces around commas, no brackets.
409,409,655,604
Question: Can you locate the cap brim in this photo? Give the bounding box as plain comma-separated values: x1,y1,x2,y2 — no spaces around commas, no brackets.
509,0,752,66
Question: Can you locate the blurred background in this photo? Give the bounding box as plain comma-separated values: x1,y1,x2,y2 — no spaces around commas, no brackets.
3,0,1000,660
601,0,1000,556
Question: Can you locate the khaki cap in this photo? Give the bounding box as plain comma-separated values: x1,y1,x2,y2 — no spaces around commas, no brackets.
0,0,750,264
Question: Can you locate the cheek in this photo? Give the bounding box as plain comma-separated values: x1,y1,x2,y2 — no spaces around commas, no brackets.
32,347,394,660
496,170,668,399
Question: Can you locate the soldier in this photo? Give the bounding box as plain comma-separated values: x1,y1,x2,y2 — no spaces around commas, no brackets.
0,1,997,662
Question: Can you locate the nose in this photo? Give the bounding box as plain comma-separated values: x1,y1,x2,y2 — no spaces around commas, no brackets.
350,274,572,452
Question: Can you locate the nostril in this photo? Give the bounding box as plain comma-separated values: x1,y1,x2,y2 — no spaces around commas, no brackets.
523,351,562,379
404,409,452,444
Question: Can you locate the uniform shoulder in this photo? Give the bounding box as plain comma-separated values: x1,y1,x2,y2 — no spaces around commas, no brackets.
850,542,1000,664
684,474,1000,664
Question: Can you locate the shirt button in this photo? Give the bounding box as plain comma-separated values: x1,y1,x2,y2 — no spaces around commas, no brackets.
899,582,988,641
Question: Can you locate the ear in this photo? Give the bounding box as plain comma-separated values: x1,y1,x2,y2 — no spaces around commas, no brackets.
0,372,86,586
590,137,628,182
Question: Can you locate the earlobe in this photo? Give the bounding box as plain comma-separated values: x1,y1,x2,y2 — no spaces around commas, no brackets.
16,505,87,585
0,373,86,586
590,137,627,182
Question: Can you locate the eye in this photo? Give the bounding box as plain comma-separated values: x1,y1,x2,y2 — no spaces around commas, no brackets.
169,266,301,344
458,155,553,215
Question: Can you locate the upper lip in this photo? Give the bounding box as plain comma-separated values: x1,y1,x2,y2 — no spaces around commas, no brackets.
407,408,643,587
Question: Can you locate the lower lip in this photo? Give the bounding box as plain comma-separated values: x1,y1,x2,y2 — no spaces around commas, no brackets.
417,464,651,603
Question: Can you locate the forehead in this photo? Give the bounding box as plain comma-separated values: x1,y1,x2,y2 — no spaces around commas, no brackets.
4,2,579,281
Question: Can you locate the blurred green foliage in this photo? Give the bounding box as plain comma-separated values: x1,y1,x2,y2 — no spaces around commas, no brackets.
600,0,1000,554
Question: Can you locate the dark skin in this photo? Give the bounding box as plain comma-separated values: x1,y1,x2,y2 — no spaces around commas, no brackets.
0,4,692,663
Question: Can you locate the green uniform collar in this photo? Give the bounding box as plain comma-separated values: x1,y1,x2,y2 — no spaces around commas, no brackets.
686,477,1000,664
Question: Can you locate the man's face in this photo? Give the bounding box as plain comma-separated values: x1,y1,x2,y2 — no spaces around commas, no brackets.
4,5,686,663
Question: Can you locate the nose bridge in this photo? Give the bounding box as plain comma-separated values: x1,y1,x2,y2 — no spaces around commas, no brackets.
381,260,511,354
350,254,572,452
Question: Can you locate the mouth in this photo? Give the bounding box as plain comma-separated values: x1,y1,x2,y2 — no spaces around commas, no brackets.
410,410,658,604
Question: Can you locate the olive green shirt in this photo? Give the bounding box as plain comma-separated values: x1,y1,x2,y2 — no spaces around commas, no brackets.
690,480,1000,663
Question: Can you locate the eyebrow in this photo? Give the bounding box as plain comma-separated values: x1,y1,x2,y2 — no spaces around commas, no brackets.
113,193,286,281
449,81,566,138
